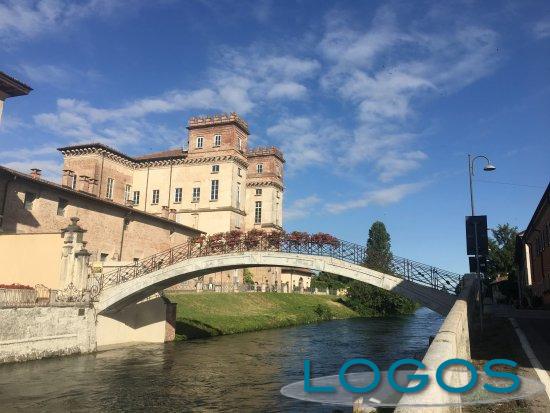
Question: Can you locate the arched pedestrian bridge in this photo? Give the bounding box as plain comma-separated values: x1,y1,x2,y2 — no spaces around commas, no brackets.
92,237,462,316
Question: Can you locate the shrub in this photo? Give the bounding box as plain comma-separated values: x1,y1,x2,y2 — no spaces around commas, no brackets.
313,303,333,320
310,232,340,248
287,231,310,246
345,281,417,316
243,269,254,285
224,230,244,249
244,229,263,249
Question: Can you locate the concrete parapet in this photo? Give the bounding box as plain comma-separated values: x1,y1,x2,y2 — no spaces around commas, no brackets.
394,274,479,413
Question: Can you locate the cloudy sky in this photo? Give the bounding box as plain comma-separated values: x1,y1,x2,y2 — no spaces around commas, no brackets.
1,0,549,272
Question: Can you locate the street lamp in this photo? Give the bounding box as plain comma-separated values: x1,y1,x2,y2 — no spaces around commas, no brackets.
468,154,496,216
468,154,495,334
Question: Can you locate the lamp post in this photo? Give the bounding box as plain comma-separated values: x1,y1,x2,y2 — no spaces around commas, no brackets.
468,154,496,216
468,154,496,332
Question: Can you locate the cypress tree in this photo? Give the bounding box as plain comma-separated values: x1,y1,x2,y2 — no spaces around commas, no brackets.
345,221,416,316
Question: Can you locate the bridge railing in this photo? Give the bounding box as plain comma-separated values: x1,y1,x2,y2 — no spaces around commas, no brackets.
91,236,461,298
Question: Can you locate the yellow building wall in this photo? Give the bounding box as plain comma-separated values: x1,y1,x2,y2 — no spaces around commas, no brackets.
0,233,63,289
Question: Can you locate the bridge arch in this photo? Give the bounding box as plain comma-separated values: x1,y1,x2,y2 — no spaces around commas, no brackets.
96,251,456,316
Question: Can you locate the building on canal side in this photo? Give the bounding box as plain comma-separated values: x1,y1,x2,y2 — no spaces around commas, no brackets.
55,113,285,289
0,165,202,289
516,182,550,307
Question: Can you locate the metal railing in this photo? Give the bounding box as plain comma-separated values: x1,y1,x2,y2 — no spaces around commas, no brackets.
90,237,461,298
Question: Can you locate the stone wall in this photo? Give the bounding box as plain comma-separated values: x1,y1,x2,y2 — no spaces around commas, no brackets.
0,305,96,363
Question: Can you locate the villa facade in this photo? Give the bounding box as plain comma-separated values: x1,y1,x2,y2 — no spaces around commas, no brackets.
57,113,285,288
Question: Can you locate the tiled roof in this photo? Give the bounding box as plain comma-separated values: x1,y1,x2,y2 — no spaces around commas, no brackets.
57,143,188,163
135,148,187,160
0,71,32,97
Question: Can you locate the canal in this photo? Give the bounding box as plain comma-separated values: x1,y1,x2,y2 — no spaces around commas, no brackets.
0,307,442,412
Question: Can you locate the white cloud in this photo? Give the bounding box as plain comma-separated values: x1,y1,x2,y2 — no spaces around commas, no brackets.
314,6,500,182
16,63,102,88
267,116,345,171
533,18,550,39
377,150,428,183
267,82,307,100
0,0,140,47
33,88,221,147
326,182,427,214
210,51,320,112
284,195,321,220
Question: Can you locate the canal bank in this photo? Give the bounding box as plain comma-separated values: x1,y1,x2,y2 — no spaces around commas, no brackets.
166,292,360,339
0,308,443,411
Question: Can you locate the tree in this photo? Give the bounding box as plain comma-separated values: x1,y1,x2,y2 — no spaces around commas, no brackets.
364,221,393,273
345,221,416,316
486,224,519,302
486,224,518,281
310,272,350,290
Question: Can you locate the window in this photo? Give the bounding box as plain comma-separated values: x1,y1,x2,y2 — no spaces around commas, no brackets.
57,198,68,216
124,184,132,201
237,167,242,177
238,137,243,150
255,201,262,224
133,191,140,205
174,187,182,203
212,164,220,173
255,188,262,196
210,180,219,201
71,174,77,190
236,183,241,209
214,134,221,147
106,178,114,199
100,253,108,262
192,187,200,202
257,164,263,173
152,189,160,204
196,136,204,148
24,192,36,210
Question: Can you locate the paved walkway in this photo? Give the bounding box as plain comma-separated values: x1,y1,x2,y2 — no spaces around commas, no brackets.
484,304,550,411
484,303,550,319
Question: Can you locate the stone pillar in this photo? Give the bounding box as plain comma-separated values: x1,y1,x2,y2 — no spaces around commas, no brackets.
168,208,177,221
59,217,88,289
74,241,91,291
161,206,169,218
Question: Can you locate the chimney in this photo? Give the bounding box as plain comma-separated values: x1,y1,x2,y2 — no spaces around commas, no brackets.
161,205,169,218
30,168,42,179
168,208,177,221
61,169,74,187
88,178,98,196
78,175,90,193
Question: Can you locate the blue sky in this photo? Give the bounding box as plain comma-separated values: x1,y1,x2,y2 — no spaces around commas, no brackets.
1,0,549,273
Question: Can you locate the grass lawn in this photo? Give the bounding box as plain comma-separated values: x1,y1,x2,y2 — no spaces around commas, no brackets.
166,292,360,340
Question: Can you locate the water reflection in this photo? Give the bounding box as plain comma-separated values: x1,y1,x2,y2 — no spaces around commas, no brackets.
0,307,442,412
